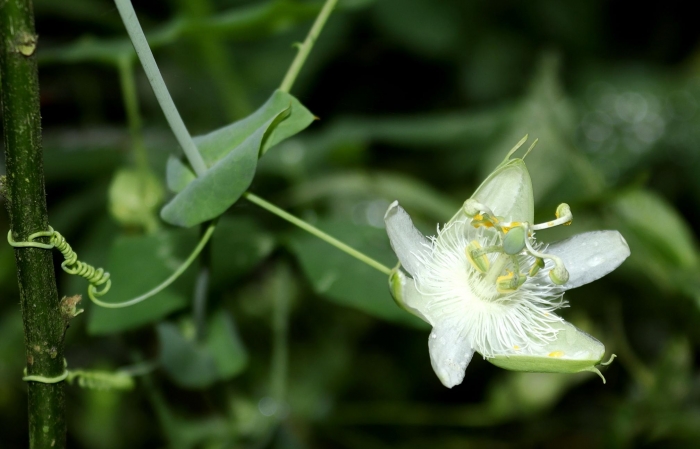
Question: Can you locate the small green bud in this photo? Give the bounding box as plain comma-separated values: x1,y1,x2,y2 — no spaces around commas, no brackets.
108,168,164,232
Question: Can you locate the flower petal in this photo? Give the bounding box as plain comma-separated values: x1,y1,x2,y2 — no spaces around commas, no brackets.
471,159,534,223
488,320,607,376
428,322,474,388
384,201,431,277
389,269,431,324
547,231,630,290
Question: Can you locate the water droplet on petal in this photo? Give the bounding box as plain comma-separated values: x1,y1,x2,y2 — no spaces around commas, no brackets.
588,256,603,267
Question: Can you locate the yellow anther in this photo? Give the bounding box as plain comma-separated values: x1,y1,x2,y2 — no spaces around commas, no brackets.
548,263,570,285
548,351,565,358
531,203,573,231
466,241,490,273
555,203,573,225
471,213,499,229
500,221,521,233
513,345,520,351
496,270,527,293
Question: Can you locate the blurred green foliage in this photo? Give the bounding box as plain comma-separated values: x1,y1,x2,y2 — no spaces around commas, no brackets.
2,0,700,447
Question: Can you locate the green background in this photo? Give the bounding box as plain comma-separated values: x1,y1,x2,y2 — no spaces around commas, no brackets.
2,0,700,447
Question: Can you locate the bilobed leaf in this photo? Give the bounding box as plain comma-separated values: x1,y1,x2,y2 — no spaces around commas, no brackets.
87,230,197,335
162,90,314,227
288,220,427,328
195,89,315,163
161,110,287,227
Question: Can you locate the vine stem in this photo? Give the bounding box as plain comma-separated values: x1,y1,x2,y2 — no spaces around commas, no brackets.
279,0,338,93
116,56,150,173
1,0,66,446
243,192,392,276
113,0,207,176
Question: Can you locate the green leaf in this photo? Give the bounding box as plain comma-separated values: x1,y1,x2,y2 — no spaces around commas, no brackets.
286,171,460,221
613,189,698,269
157,322,218,389
287,220,427,328
38,0,324,66
158,311,248,389
161,90,314,227
87,230,197,335
205,311,249,379
479,53,604,203
195,90,315,164
210,216,276,288
166,156,195,194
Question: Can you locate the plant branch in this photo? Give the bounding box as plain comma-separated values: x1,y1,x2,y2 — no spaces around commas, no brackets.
279,0,338,93
1,0,66,447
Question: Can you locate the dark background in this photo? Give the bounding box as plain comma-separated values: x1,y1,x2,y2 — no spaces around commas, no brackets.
3,0,700,447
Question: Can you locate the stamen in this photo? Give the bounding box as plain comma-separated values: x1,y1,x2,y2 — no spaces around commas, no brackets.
532,203,573,230
462,199,495,218
528,257,545,276
520,223,570,286
496,269,527,293
465,241,491,273
548,263,570,285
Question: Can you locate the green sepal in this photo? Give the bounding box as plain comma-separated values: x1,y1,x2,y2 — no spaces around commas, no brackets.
487,321,612,382
468,138,535,224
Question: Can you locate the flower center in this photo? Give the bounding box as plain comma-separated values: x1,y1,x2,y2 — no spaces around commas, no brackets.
462,199,573,292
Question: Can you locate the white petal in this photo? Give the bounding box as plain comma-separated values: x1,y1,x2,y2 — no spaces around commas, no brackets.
471,159,534,223
389,269,431,324
384,201,431,277
428,322,474,388
547,231,630,290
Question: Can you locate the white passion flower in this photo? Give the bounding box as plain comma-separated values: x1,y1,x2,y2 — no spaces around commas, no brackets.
385,137,630,388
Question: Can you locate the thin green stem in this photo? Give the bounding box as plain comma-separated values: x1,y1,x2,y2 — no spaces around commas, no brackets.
114,0,207,176
178,0,251,120
243,192,392,276
279,0,338,93
192,225,211,341
90,221,217,308
116,56,150,172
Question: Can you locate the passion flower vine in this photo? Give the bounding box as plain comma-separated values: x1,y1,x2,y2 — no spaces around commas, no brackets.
385,137,630,388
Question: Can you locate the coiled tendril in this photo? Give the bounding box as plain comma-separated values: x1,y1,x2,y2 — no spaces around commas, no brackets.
7,221,217,308
7,227,110,301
